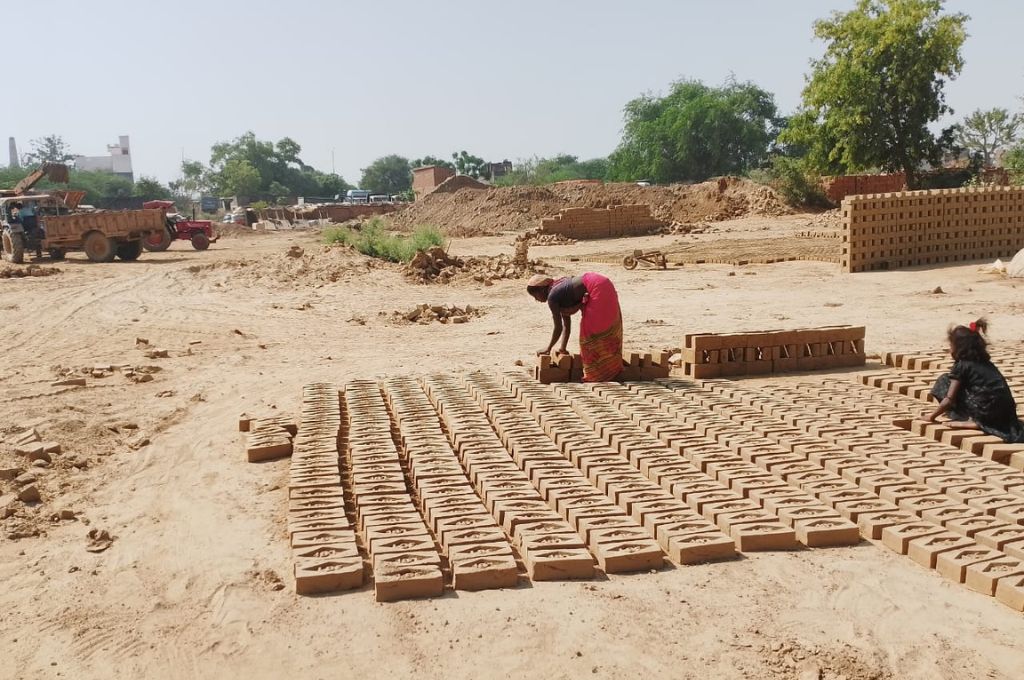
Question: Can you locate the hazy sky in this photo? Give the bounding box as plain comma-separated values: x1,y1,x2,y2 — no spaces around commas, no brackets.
5,0,1019,186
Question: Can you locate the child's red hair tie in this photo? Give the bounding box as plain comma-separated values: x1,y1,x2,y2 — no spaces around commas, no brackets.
969,321,977,333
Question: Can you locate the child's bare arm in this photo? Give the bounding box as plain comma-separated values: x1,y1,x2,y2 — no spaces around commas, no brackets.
926,379,961,422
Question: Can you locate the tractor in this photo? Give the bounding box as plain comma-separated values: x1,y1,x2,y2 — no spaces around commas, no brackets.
142,200,218,251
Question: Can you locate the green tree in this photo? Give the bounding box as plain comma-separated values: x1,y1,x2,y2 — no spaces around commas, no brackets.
411,155,456,172
359,155,412,194
206,131,350,198
782,0,968,188
495,155,610,186
608,79,780,183
218,159,262,196
132,176,172,200
22,134,75,165
954,108,1022,166
169,159,213,199
452,151,486,178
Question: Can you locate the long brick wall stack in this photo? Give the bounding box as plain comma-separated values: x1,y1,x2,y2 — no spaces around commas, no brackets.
822,173,906,204
841,186,1024,273
539,205,666,240
683,326,865,379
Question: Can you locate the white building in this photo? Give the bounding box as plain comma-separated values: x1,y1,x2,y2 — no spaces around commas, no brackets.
73,135,133,181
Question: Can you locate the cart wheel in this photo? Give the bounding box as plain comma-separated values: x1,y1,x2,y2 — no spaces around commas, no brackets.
83,231,116,263
48,248,65,261
116,240,143,261
622,256,638,270
143,228,172,252
190,231,211,251
2,231,25,264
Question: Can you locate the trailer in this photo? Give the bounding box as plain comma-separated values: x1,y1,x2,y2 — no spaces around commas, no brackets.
38,209,166,262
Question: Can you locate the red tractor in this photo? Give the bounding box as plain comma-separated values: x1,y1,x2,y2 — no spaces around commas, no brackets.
142,200,218,251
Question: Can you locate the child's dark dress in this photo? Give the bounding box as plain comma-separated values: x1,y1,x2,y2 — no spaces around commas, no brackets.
930,359,1024,443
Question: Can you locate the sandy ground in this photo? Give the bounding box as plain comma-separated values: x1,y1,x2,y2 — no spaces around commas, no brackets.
1,223,1023,680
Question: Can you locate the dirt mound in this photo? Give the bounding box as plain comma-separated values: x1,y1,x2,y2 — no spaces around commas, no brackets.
0,264,61,278
185,245,390,287
404,246,546,285
390,177,791,236
389,303,484,325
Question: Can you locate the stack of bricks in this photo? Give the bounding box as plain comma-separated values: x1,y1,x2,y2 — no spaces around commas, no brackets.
242,414,296,462
682,326,865,379
382,377,519,590
343,380,445,602
538,204,666,240
462,372,666,572
821,173,906,204
287,384,364,595
841,186,1024,273
535,351,672,384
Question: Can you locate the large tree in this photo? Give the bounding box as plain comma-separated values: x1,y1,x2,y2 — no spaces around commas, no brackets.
23,135,75,165
359,155,412,194
411,155,456,172
608,79,780,183
783,0,968,188
954,108,1021,166
205,131,350,198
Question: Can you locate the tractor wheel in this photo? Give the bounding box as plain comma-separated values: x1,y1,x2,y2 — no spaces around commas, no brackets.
2,231,25,264
622,255,638,270
116,240,143,261
190,231,211,251
83,231,116,263
143,228,172,252
48,248,66,261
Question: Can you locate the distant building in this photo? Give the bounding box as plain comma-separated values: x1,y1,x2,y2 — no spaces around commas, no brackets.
73,135,133,181
412,165,456,200
486,160,512,180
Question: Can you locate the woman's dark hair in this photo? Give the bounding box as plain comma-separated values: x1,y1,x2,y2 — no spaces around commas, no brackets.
948,317,990,362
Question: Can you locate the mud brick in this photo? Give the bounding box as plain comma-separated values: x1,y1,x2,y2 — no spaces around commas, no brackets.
935,546,1004,583
964,558,1024,596
628,499,684,525
984,472,1024,492
294,556,364,595
967,494,1022,515
878,484,940,505
857,511,918,539
290,527,358,549
374,564,444,602
904,531,976,568
372,550,443,572
288,517,353,537
360,510,425,533
975,526,1024,551
444,526,511,547
591,536,664,572
857,473,912,495
365,522,432,548
729,477,790,499
774,505,842,526
921,506,983,529
995,575,1024,611
993,503,1024,525
817,488,877,509
558,493,621,520
944,483,1005,503
452,554,519,591
881,522,945,554
759,494,821,517
895,495,961,517
728,521,799,551
524,547,595,580
571,514,639,543
520,531,588,557
426,506,493,536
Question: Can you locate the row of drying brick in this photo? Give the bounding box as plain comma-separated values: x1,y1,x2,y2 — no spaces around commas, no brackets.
682,326,865,379
503,374,739,561
381,377,520,590
343,381,445,601
698,378,1024,610
287,384,364,595
460,372,666,572
880,347,1024,373
535,351,671,384
538,205,665,240
562,382,861,548
420,374,600,579
818,379,1024,496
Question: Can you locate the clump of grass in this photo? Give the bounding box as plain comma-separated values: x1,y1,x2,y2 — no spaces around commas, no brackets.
324,219,444,263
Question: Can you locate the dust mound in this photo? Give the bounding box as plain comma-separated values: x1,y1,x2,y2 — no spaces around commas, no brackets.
404,246,546,285
390,177,791,236
0,264,61,278
186,245,389,287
